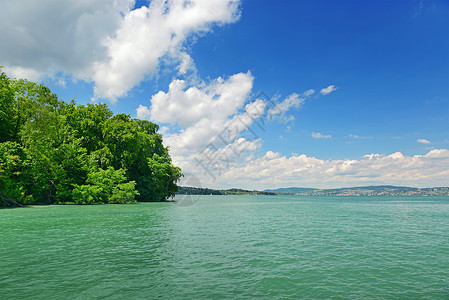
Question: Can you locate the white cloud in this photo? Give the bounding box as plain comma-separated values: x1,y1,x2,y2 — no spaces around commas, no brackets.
0,0,131,81
424,149,449,159
417,139,431,144
348,134,370,139
312,132,332,139
150,72,253,129
136,104,151,120
320,85,338,95
146,75,339,186
303,89,315,97
267,90,316,124
0,0,241,101
268,93,304,121
93,0,241,101
149,72,256,164
222,149,449,189
2,66,44,82
176,52,196,75
146,72,329,186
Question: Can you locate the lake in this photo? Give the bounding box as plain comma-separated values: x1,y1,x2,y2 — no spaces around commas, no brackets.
1,195,448,299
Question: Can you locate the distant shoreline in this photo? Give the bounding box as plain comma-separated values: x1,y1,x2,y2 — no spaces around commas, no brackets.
177,185,449,197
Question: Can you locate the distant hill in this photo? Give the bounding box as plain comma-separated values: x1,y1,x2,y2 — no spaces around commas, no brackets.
264,186,449,196
263,187,318,194
177,186,275,196
177,186,222,195
177,185,449,196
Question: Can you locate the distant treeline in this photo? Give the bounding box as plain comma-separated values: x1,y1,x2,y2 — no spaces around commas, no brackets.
177,186,275,196
0,69,181,206
265,185,449,196
178,185,449,197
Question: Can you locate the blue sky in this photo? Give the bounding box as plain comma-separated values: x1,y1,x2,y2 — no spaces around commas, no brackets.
1,0,448,188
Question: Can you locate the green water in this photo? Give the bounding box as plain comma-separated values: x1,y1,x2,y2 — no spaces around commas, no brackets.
1,195,449,299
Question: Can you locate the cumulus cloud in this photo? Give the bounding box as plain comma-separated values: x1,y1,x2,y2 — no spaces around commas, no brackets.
312,132,332,139
2,66,44,82
0,0,241,101
417,139,431,144
144,75,341,185
136,104,151,120
222,149,449,189
147,71,259,173
93,0,241,101
145,71,327,185
320,85,338,95
0,0,131,81
150,72,253,130
424,149,449,159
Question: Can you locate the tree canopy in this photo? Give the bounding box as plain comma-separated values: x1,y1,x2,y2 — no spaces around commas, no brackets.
0,69,181,206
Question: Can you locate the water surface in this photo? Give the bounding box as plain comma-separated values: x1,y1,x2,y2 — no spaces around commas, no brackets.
1,196,448,299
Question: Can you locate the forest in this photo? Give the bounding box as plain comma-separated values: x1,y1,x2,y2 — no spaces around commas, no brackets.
0,69,182,206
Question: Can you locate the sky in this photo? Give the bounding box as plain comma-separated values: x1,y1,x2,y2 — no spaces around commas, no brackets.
1,0,448,189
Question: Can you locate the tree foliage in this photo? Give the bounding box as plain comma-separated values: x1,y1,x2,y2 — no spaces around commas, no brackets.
0,69,181,206
71,167,138,204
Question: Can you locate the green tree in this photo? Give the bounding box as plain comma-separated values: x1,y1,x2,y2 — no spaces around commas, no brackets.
144,154,182,201
0,70,15,143
17,83,68,203
102,115,182,201
72,167,138,204
0,142,33,206
63,102,113,155
1,70,181,206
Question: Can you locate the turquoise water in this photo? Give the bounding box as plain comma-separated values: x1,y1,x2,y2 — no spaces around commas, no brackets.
1,195,449,299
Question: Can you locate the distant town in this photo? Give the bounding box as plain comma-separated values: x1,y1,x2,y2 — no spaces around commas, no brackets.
177,186,449,196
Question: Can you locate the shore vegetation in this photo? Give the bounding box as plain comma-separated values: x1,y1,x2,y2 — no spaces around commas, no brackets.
0,69,181,206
